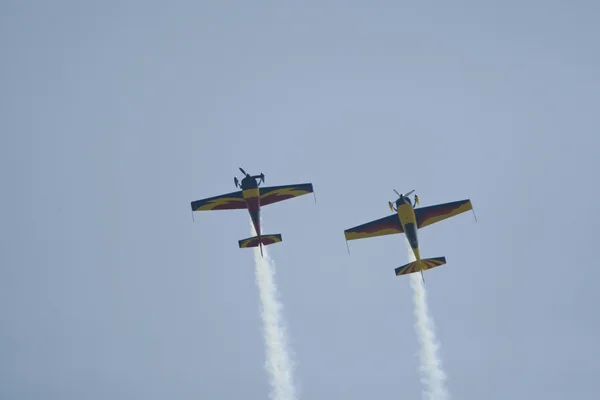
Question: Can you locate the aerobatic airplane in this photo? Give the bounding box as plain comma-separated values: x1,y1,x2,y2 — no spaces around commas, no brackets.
191,167,315,256
343,189,475,281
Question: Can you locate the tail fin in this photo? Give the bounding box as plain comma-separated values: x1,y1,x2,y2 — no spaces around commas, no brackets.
238,234,283,255
394,256,447,278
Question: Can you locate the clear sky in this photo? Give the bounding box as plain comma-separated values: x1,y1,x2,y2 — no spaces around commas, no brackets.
2,1,599,399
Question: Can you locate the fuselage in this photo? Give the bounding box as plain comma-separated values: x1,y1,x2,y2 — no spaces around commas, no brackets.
240,175,261,236
395,197,421,262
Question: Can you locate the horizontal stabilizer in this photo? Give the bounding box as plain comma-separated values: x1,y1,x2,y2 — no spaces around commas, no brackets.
395,256,447,276
238,234,283,249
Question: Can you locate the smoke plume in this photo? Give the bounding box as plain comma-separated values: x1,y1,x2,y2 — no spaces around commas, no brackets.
407,240,449,400
251,221,298,400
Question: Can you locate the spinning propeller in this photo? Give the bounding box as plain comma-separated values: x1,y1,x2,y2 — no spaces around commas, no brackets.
389,189,419,211
394,189,415,198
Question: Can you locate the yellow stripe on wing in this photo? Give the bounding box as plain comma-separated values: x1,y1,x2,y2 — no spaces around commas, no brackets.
344,227,403,241
416,200,473,229
259,183,314,206
343,214,403,241
191,190,247,211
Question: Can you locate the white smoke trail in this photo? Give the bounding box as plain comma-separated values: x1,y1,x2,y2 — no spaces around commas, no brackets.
251,220,297,400
407,240,449,400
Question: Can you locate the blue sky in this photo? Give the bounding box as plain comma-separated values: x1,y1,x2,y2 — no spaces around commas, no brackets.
2,1,599,399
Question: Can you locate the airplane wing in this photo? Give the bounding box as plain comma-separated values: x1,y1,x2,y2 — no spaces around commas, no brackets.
344,214,403,241
191,190,247,211
415,199,473,229
259,183,314,207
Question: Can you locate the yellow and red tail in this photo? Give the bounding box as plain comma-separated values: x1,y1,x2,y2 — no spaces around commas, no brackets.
238,234,283,256
394,256,447,279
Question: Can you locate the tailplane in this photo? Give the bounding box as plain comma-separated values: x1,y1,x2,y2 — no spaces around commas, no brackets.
238,234,283,256
394,256,447,279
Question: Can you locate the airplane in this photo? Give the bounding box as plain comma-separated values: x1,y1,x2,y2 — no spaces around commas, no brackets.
343,189,476,281
191,167,315,256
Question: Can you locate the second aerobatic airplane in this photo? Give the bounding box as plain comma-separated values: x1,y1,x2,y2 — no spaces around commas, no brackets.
191,167,315,256
343,189,475,281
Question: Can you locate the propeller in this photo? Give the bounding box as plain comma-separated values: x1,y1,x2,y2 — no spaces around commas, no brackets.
259,173,265,183
239,167,247,176
234,177,239,187
391,189,417,209
393,189,415,198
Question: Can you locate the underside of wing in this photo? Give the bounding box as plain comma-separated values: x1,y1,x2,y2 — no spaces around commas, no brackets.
259,183,314,207
415,199,473,229
191,190,246,211
344,214,403,241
